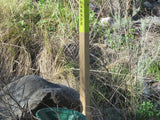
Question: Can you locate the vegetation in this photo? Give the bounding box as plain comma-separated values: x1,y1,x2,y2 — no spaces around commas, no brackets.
0,0,160,119
136,101,160,120
0,0,79,87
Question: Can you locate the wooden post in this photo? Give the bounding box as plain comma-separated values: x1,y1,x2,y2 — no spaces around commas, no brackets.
79,0,90,119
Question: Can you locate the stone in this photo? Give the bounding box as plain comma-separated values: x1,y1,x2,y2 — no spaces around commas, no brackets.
89,3,98,12
104,108,124,120
143,77,160,100
144,1,154,9
132,0,160,20
99,17,114,27
0,75,81,119
153,3,160,16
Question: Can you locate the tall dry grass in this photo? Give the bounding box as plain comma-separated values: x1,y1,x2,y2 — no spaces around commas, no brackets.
0,0,160,119
0,0,79,88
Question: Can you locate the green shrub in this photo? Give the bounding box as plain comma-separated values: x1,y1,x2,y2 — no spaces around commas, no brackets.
136,101,160,120
147,62,160,81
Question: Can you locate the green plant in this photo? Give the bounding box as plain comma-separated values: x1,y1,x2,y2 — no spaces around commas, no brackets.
105,28,114,48
136,101,160,120
90,10,96,23
147,61,160,81
121,28,135,49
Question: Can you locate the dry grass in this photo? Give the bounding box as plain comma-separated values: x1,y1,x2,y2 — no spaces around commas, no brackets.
0,0,79,87
0,0,160,119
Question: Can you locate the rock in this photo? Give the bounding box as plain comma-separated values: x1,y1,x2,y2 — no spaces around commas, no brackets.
144,1,154,9
89,3,98,13
104,108,124,120
153,3,160,16
132,0,160,20
0,75,80,119
143,77,160,100
99,17,114,27
150,80,160,99
89,3,107,18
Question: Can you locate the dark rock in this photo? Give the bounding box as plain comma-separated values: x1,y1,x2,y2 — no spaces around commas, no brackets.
104,108,124,120
89,3,98,13
143,77,160,100
132,1,160,20
0,75,81,119
144,1,154,9
153,3,160,16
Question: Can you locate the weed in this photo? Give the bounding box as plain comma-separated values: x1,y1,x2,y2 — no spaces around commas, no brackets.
147,61,160,81
1,0,160,119
136,101,160,120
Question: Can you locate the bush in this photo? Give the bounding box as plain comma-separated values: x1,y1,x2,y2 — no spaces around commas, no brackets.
136,101,160,120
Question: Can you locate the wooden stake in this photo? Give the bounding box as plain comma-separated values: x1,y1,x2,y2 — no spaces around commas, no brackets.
79,0,90,119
